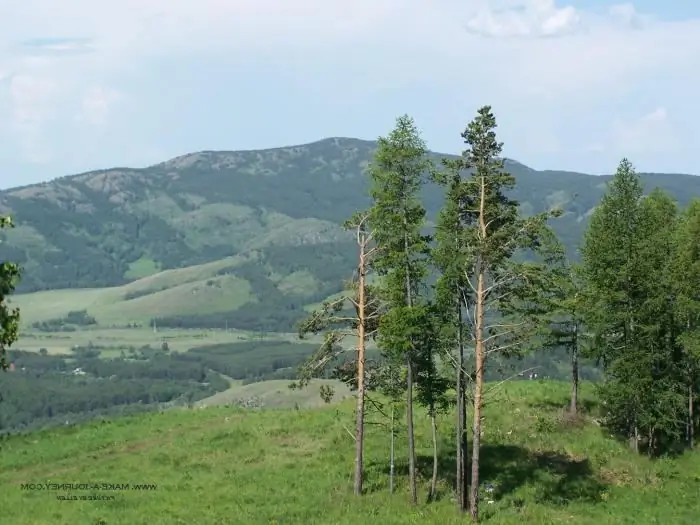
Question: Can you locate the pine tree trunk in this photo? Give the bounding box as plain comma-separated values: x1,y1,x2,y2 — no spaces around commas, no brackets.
404,224,417,505
689,385,694,449
353,351,366,495
469,271,485,522
390,403,395,493
354,247,368,496
407,357,417,504
461,371,468,509
570,322,579,414
456,303,467,512
430,410,438,502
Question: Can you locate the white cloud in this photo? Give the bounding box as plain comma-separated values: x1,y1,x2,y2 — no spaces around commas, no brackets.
8,74,58,163
608,3,652,28
465,0,581,37
611,107,675,153
0,1,698,179
75,87,124,127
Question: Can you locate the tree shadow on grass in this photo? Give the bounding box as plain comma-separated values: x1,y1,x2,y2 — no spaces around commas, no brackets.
366,443,606,507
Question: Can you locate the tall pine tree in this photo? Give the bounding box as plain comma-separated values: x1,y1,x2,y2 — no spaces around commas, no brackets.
432,158,470,512
435,106,557,520
367,115,431,505
295,212,382,494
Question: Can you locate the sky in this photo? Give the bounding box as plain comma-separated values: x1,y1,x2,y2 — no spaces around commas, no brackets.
1,0,699,188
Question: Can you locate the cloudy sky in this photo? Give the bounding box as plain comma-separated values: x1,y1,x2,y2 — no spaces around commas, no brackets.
1,0,698,188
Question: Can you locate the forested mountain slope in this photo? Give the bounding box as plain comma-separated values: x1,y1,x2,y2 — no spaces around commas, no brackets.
1,137,697,329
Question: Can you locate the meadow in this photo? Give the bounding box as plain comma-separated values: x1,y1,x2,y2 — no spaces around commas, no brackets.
1,381,697,525
8,253,258,329
13,326,298,356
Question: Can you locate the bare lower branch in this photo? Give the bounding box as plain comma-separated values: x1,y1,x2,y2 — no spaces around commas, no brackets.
485,339,525,356
483,274,520,295
482,329,521,345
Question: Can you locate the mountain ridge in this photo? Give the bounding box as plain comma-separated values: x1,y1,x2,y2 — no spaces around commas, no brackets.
2,137,699,331
5,136,698,195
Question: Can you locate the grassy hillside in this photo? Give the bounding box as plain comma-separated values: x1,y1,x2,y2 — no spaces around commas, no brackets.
10,244,352,332
195,378,353,409
10,254,256,327
1,381,697,524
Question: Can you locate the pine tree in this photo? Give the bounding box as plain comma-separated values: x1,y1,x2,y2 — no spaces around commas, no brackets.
435,106,557,521
539,257,588,414
414,304,452,502
432,162,470,512
367,114,432,505
635,190,685,454
295,212,382,495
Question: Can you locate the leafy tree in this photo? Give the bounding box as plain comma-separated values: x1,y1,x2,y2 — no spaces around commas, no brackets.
581,159,646,450
635,189,685,454
367,114,432,504
438,106,558,520
0,216,20,371
295,212,382,496
673,198,700,448
581,162,685,454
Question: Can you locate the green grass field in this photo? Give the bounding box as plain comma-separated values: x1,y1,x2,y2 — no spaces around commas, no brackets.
1,381,697,524
12,327,309,355
9,254,258,328
10,256,339,330
195,378,353,409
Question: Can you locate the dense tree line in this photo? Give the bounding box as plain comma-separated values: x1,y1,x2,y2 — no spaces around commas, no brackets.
0,340,324,434
295,107,700,522
31,309,98,332
580,164,700,455
173,341,320,381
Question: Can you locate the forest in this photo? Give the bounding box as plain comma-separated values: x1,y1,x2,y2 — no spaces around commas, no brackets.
292,106,700,521
0,340,320,433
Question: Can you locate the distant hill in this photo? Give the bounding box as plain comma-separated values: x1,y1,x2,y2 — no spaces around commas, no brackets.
2,138,698,331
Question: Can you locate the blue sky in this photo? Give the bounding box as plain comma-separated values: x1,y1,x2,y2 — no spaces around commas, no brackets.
1,0,699,188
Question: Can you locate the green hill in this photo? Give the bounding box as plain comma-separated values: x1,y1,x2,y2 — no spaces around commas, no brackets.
3,138,700,331
1,381,697,524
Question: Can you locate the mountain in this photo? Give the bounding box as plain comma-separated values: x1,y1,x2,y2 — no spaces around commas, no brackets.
2,137,698,331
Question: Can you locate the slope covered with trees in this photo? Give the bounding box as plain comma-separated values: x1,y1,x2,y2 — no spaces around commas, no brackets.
0,138,698,296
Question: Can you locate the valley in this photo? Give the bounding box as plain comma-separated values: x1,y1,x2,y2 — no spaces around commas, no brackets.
1,129,698,524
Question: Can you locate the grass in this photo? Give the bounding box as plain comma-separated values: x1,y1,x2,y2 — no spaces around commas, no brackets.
9,250,340,328
124,258,161,280
10,255,256,327
13,327,307,355
0,380,697,524
195,379,353,409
